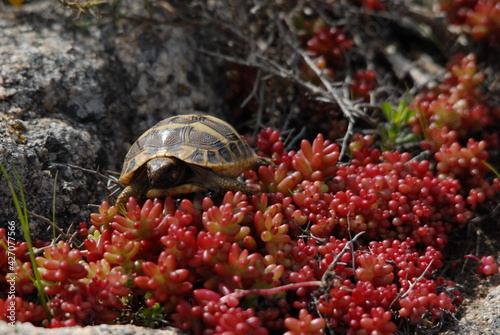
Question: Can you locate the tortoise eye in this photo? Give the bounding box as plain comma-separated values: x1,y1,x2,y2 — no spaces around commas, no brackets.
162,163,186,184
167,165,179,180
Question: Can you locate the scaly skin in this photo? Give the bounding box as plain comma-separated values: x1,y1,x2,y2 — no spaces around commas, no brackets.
115,169,149,209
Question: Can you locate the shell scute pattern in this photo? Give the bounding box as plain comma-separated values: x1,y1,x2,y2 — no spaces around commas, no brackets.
187,127,220,148
187,150,205,164
119,114,259,185
217,146,232,162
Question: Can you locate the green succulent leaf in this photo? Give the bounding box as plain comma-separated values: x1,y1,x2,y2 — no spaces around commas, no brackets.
380,102,394,123
395,130,419,144
379,99,419,150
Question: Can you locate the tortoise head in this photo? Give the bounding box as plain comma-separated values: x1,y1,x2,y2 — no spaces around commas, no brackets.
146,157,186,188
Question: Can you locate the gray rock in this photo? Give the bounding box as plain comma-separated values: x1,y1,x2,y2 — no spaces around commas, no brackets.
0,116,102,238
0,0,219,239
442,284,500,335
0,321,180,335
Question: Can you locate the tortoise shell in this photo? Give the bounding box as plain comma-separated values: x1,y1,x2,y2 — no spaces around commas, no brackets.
119,114,259,186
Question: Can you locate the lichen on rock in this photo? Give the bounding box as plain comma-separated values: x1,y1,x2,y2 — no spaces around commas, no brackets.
0,0,219,239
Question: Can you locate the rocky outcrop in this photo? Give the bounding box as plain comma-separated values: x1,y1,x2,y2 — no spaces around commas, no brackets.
0,322,181,335
442,283,500,335
0,0,220,239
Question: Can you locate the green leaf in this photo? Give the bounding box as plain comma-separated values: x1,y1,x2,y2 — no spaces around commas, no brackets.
379,98,420,151
52,170,59,241
0,163,51,320
395,130,419,144
482,160,500,179
380,102,394,122
388,123,399,141
393,99,407,124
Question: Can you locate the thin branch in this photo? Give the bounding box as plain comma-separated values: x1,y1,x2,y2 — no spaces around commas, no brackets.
61,163,121,201
389,259,435,309
275,8,374,159
273,7,356,121
219,280,322,305
241,69,262,109
321,231,365,288
400,259,435,299
199,46,336,99
219,231,365,307
27,212,81,248
340,120,356,160
28,211,66,238
284,125,307,152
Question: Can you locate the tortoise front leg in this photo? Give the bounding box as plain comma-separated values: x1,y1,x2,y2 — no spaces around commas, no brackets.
115,185,136,209
116,169,149,209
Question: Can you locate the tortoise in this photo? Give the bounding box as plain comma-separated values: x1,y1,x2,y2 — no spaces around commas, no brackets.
115,113,270,208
